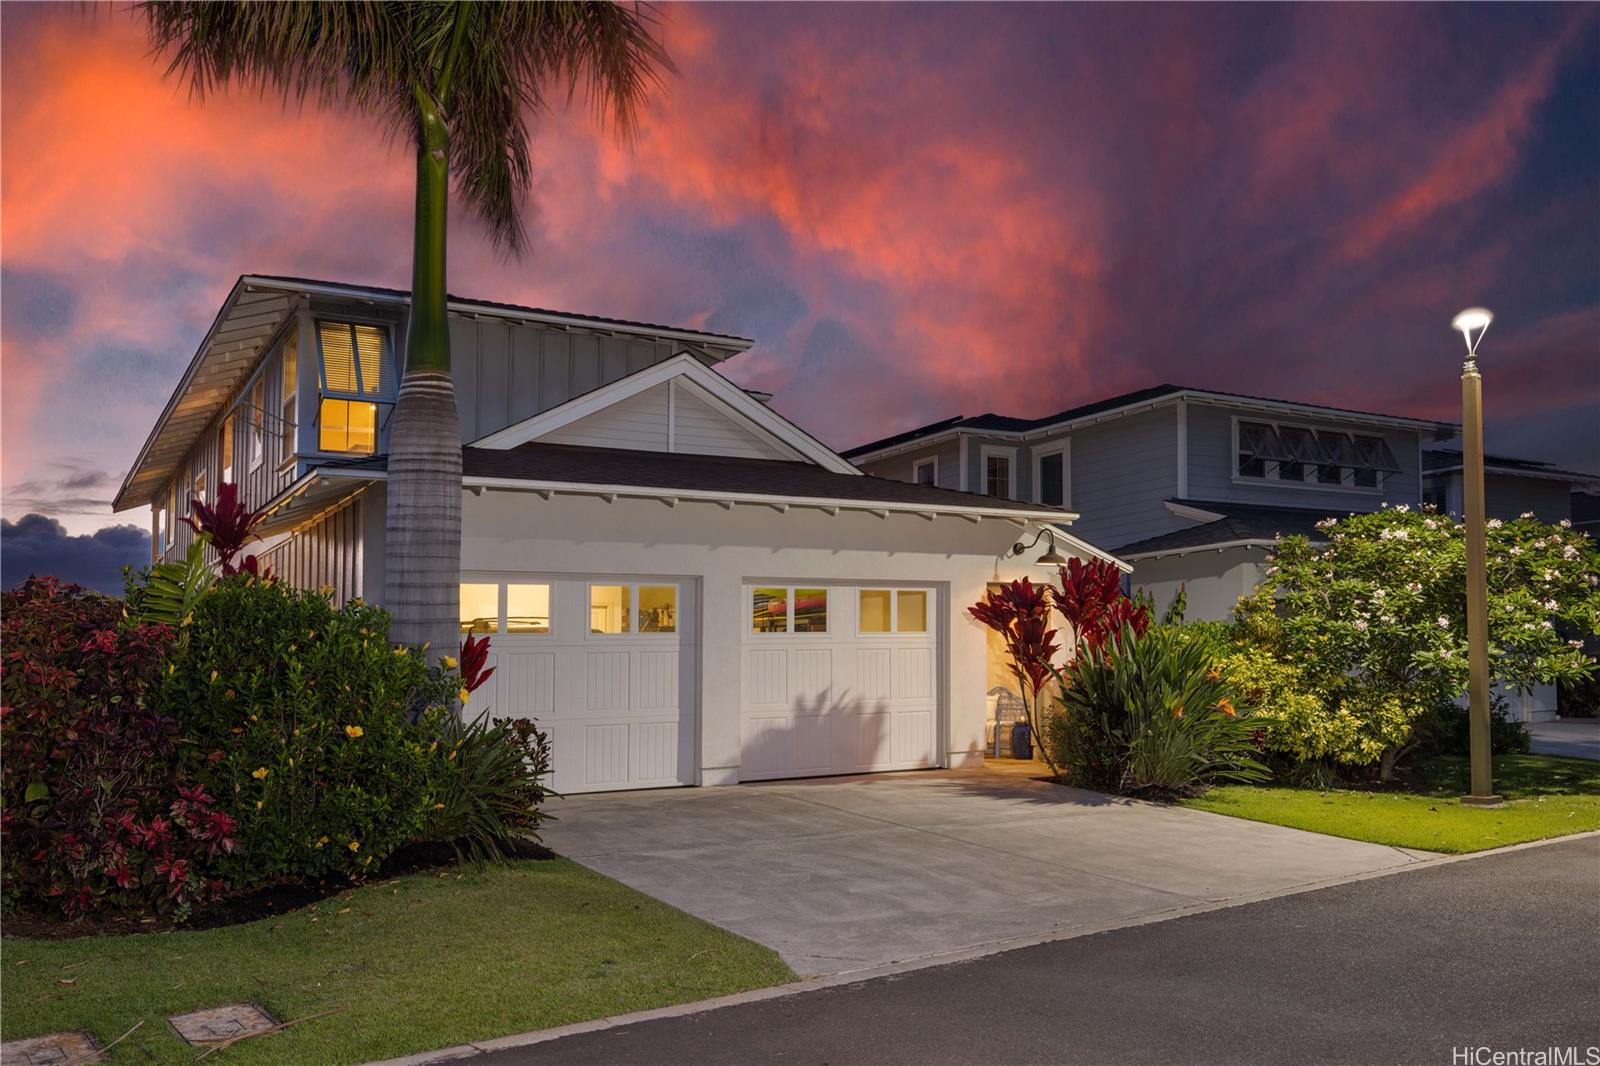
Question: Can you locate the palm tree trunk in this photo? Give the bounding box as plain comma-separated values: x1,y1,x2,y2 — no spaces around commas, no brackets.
385,94,461,659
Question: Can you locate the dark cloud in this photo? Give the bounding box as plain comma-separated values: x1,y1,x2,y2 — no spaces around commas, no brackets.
2,514,148,595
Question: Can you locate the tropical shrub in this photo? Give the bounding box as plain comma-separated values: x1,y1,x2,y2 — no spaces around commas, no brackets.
969,578,1063,775
1,578,237,919
156,577,459,884
1054,558,1150,654
1046,623,1267,797
1259,506,1600,778
1424,695,1531,758
424,714,554,862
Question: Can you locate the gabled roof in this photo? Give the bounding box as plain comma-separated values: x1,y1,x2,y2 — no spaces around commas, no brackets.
1116,498,1343,560
470,352,859,476
112,275,755,512
843,384,1456,462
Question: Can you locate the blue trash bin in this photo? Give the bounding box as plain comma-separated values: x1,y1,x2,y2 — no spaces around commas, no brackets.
1011,721,1032,760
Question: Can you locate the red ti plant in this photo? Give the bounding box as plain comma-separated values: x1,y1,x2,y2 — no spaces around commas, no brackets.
968,578,1064,777
1055,558,1149,656
458,632,496,702
185,482,269,577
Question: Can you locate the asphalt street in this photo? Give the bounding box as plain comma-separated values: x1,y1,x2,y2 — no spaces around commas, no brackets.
477,835,1600,1066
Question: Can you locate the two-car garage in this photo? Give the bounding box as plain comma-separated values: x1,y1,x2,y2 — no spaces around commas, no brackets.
467,573,942,793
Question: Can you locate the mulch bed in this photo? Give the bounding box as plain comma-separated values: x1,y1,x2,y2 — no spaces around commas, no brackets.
3,837,553,941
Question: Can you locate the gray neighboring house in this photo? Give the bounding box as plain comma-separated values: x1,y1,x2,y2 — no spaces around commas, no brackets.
1421,449,1599,524
844,384,1458,621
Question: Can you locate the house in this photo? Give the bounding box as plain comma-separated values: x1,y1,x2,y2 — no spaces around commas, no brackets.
1421,448,1598,524
112,275,1122,795
844,384,1456,622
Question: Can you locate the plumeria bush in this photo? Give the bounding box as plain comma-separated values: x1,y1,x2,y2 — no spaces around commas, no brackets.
1250,505,1600,778
157,576,461,884
1,578,237,920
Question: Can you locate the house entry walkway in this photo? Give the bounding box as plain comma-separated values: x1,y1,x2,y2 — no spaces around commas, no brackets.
540,769,1431,976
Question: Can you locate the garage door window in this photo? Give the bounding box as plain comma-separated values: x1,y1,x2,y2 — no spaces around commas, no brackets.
751,587,828,635
460,583,499,633
638,586,677,633
506,583,551,634
857,588,929,634
589,583,678,636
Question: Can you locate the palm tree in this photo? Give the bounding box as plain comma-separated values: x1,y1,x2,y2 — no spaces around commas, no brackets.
142,2,672,656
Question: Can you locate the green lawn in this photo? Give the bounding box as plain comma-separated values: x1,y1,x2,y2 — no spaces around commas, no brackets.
2,859,793,1065
1183,754,1600,853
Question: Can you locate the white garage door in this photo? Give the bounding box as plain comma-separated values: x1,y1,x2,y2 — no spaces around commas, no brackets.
740,583,939,780
463,575,697,794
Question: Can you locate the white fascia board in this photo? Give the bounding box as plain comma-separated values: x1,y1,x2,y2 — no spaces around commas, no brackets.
1120,538,1278,562
240,276,753,354
469,353,861,475
1426,463,1600,487
464,473,1075,522
1174,390,1454,434
1032,522,1132,573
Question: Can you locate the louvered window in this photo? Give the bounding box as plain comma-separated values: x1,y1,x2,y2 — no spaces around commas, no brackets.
281,333,298,457
1237,417,1399,489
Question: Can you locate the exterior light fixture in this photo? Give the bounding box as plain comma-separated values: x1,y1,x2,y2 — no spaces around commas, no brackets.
1452,306,1501,807
1011,527,1068,567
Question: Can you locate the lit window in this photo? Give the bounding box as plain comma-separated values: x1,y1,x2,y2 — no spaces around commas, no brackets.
985,455,1011,498
859,590,892,633
249,380,265,470
194,470,208,509
794,589,828,633
165,483,176,546
506,583,550,634
318,321,393,398
220,418,235,484
752,587,788,634
897,590,928,632
638,586,677,633
913,458,936,487
281,333,298,457
590,585,631,634
319,398,378,454
460,583,499,633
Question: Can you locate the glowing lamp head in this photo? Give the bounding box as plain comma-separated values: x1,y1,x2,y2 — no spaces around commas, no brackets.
1035,545,1068,567
1451,308,1493,335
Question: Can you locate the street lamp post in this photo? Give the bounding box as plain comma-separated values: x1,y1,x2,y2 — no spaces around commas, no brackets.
1452,307,1503,808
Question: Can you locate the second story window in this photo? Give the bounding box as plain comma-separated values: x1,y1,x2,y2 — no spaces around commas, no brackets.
1037,448,1067,507
316,320,394,454
220,417,235,484
985,453,1012,498
248,380,265,471
913,457,937,486
281,332,298,458
1237,419,1399,490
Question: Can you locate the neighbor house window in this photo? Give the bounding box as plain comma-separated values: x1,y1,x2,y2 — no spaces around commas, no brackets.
280,332,298,458
912,457,937,487
506,583,551,634
460,583,499,633
984,453,1013,498
165,483,177,546
858,589,928,634
1036,447,1066,507
1236,419,1397,489
316,320,393,454
751,587,828,634
193,469,207,509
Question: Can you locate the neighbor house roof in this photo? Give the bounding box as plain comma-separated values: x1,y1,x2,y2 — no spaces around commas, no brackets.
1422,448,1600,486
1114,498,1342,560
842,384,1456,462
112,275,754,513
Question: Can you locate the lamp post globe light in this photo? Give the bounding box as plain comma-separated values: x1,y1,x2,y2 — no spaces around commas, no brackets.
1452,306,1503,807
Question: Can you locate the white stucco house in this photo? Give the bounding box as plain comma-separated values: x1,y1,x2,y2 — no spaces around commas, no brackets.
113,276,1123,795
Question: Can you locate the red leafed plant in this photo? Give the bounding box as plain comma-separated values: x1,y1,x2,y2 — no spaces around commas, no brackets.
185,481,269,577
459,632,496,696
968,578,1063,776
1055,558,1149,655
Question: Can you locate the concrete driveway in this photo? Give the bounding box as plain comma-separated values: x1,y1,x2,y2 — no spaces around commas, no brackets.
542,770,1432,976
1529,718,1600,761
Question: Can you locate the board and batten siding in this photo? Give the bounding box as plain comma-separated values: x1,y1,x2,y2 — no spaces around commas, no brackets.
449,316,680,444
1059,407,1183,550
258,492,368,606
1184,400,1423,511
541,380,794,460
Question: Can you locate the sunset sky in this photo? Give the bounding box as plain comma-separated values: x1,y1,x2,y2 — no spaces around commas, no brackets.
2,3,1597,576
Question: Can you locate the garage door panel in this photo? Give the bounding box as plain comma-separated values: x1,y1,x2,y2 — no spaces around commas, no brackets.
745,648,788,705
631,721,679,782
895,709,936,764
494,651,555,718
791,648,833,701
856,647,892,700
893,646,934,701
583,723,630,786
585,651,632,712
742,715,791,775
635,651,678,710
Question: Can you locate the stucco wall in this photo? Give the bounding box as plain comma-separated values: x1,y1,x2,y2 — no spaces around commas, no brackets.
1127,546,1268,622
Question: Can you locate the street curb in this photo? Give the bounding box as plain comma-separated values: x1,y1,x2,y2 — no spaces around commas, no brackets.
360,828,1600,1065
